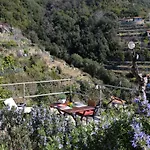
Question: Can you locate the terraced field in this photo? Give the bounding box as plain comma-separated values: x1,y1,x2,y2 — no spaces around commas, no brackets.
105,61,150,74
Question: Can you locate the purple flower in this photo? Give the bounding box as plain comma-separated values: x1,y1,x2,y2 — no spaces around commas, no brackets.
139,132,146,139
147,104,150,109
146,135,150,148
141,100,149,105
131,122,141,132
132,140,137,148
131,121,150,149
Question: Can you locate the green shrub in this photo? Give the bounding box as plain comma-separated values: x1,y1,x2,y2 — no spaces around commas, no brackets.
1,40,17,49
0,103,149,150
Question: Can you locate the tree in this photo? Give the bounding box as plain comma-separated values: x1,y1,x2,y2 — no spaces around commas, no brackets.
131,51,148,101
71,54,83,67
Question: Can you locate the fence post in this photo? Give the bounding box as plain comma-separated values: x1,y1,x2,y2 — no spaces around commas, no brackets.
99,85,102,108
95,84,102,108
23,83,26,104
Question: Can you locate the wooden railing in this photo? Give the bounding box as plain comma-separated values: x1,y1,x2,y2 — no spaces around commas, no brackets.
0,79,72,103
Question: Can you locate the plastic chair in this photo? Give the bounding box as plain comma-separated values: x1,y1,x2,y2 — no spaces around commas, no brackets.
107,96,126,109
76,99,100,123
4,97,32,113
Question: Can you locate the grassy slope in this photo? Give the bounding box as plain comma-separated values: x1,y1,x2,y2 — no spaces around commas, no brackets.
0,29,98,106
0,28,93,82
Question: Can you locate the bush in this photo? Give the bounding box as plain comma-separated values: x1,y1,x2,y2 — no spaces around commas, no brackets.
0,101,149,150
0,40,18,49
71,54,83,68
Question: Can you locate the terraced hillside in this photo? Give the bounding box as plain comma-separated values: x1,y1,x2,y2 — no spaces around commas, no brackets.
105,61,150,74
0,27,93,82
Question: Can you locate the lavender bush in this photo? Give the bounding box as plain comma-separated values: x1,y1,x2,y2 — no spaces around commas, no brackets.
0,102,149,150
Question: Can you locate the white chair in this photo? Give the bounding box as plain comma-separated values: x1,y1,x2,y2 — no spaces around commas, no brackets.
4,97,32,113
4,97,18,109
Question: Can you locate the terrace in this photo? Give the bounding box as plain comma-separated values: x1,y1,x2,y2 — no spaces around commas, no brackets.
0,78,138,124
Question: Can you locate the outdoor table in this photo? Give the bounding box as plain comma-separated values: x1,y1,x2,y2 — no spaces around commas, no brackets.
50,103,95,125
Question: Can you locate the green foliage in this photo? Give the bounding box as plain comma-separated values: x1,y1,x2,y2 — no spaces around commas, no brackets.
101,0,149,17
0,108,32,150
79,80,91,94
27,31,39,44
1,55,17,74
0,103,149,150
0,0,45,29
83,58,100,77
0,87,12,100
0,40,17,49
71,54,83,68
50,68,61,79
1,0,150,65
24,55,52,80
2,55,15,68
58,94,66,99
0,0,148,105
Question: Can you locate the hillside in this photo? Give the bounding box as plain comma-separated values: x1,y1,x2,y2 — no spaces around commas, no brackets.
0,27,101,101
0,25,136,106
0,26,93,79
1,0,150,65
1,0,147,94
0,2,150,150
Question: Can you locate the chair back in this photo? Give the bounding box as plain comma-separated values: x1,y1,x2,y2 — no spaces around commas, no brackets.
4,97,18,109
110,96,126,105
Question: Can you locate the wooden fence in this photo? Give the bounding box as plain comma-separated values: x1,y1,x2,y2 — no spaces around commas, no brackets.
0,79,72,103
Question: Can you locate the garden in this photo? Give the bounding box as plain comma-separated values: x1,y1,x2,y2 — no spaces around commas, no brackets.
0,98,149,150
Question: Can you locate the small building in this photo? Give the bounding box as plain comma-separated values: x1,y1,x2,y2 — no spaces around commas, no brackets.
133,17,144,25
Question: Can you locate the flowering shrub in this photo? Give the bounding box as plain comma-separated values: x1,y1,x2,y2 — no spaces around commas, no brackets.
0,103,149,150
131,121,150,149
131,100,150,149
